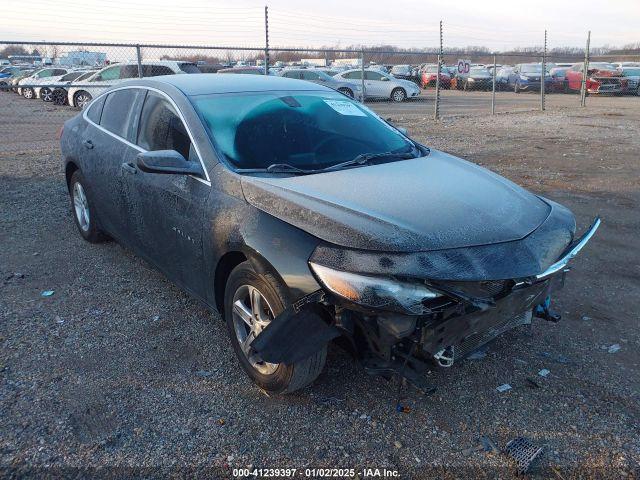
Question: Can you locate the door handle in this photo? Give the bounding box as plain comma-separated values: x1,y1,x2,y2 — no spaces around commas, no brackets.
121,162,137,174
82,139,94,149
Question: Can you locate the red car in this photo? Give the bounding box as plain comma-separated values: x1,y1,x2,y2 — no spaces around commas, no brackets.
564,62,627,94
421,65,451,89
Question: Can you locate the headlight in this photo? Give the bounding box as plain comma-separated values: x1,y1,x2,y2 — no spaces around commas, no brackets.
309,262,441,315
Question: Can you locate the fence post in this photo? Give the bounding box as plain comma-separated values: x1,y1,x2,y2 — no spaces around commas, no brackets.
324,51,329,67
264,6,270,75
434,20,443,120
491,54,496,115
541,30,546,111
580,30,591,107
360,49,365,104
136,45,142,78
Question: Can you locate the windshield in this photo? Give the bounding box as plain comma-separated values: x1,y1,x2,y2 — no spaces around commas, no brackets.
192,91,415,171
521,64,542,73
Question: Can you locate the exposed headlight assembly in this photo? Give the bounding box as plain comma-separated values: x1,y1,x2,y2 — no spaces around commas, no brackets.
309,262,441,315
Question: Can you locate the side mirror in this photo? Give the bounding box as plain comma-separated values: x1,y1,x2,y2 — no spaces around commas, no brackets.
136,150,204,176
381,77,390,81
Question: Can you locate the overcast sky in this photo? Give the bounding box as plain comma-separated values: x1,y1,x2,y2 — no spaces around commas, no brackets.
1,0,638,51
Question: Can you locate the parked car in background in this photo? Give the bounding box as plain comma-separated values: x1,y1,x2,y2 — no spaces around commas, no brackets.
564,62,626,95
7,70,35,92
279,68,363,100
390,65,420,85
18,67,70,98
509,63,552,93
32,70,82,100
49,70,98,105
420,65,451,89
198,63,228,73
0,66,26,89
455,66,492,91
620,66,640,95
334,68,420,102
67,61,200,108
495,66,514,91
549,66,573,93
218,66,264,75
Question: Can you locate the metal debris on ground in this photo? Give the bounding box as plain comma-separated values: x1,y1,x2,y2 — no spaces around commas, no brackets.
538,368,550,377
496,383,512,393
480,436,500,454
505,437,544,474
40,290,55,297
607,344,621,354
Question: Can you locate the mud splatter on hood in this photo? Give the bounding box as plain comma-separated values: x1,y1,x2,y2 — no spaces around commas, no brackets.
240,150,551,253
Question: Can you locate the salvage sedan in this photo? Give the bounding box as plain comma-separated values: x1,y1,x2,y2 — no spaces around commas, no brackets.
60,74,599,394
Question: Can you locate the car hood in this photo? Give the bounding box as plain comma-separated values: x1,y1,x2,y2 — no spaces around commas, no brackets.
397,79,419,89
241,150,551,253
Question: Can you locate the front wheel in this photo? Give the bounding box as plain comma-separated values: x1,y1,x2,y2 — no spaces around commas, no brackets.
224,262,327,394
23,87,34,99
391,87,406,102
337,87,354,99
69,170,108,243
41,87,53,102
74,91,92,108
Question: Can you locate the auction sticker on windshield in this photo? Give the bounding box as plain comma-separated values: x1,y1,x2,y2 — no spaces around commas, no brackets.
323,99,366,116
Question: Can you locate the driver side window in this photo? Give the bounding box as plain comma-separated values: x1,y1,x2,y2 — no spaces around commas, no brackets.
137,91,194,161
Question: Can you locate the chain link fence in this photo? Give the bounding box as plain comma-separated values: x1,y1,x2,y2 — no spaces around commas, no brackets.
1,38,639,129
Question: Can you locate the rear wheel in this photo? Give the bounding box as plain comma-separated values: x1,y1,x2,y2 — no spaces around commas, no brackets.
41,87,53,102
337,87,354,98
69,170,108,243
391,87,406,102
74,91,92,108
52,88,67,105
224,261,327,394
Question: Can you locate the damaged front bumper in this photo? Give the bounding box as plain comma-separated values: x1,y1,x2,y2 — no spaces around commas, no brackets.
252,217,600,378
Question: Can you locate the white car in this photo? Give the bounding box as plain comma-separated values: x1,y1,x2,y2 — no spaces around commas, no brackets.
333,68,420,102
34,70,85,100
67,60,201,108
18,67,70,98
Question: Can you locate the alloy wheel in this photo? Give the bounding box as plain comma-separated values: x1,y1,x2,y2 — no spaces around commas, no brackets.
42,88,52,102
24,88,33,99
76,93,91,108
73,182,90,232
391,88,406,102
231,284,278,375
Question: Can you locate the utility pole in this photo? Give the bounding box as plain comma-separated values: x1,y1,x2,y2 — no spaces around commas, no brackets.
264,5,269,75
580,31,591,107
540,29,546,111
434,20,443,120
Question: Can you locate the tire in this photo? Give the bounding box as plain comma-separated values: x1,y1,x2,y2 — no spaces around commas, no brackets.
52,88,67,105
224,261,327,394
391,87,406,102
68,170,108,243
23,87,34,99
337,87,354,99
74,90,92,109
41,87,53,102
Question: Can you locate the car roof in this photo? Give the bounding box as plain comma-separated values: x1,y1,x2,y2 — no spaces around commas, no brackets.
121,73,334,96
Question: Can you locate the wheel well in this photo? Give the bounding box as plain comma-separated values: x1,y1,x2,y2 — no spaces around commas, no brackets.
214,251,247,314
65,162,79,190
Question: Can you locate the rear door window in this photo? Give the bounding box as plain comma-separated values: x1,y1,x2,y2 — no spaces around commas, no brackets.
178,63,201,74
100,88,147,142
137,91,194,160
143,65,174,77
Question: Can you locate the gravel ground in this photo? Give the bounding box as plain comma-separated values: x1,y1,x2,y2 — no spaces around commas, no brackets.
1,92,639,478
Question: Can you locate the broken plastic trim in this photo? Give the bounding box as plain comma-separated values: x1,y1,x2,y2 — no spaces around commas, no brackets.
534,217,600,281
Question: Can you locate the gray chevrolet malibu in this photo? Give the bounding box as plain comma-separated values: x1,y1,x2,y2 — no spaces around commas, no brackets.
60,74,599,394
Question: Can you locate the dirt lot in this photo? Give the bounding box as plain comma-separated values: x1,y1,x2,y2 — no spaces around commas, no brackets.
1,92,639,478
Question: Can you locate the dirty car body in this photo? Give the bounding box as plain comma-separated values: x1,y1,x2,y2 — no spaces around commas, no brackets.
60,73,599,394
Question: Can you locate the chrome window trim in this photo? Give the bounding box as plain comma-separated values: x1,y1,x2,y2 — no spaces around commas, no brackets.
82,85,211,186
